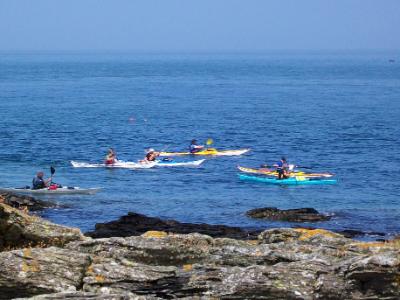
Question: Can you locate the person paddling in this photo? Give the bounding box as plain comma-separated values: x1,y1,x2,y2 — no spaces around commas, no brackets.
144,148,160,162
189,139,204,154
105,148,117,165
32,171,51,190
274,157,289,180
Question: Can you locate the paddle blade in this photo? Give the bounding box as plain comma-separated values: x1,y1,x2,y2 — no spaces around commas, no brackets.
206,138,213,146
50,166,56,175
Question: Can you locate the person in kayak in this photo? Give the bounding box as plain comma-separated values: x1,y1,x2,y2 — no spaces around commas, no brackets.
144,148,160,162
274,157,289,180
32,171,52,190
189,139,204,153
105,148,117,165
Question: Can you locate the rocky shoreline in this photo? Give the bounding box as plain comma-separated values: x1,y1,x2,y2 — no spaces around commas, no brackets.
1,193,399,299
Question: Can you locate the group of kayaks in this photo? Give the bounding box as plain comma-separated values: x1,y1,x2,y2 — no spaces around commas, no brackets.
0,146,338,196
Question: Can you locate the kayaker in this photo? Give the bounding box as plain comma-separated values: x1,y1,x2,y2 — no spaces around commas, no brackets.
189,139,204,154
274,157,289,180
105,148,117,165
144,148,160,162
32,171,51,190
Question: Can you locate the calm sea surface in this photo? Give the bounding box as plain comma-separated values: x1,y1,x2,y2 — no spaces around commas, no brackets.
1,52,399,238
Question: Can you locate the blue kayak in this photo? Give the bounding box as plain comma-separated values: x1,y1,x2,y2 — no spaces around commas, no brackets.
238,174,337,185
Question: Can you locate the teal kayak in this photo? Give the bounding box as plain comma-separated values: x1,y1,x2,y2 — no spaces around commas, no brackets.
238,174,337,185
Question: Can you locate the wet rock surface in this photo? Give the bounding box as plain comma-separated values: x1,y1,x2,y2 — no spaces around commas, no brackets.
246,207,331,222
0,193,57,211
1,202,399,299
86,212,262,240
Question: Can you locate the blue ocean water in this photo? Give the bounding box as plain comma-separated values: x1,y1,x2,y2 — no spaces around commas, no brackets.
0,52,399,238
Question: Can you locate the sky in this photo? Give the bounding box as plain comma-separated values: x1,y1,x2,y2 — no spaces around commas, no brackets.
0,0,399,52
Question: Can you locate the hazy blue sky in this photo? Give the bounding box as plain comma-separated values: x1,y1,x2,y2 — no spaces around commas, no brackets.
0,0,399,51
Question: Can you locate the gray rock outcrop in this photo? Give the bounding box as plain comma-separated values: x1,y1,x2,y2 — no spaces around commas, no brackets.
0,202,84,251
0,199,399,299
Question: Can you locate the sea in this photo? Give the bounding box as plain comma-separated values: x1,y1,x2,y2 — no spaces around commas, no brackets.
0,51,399,239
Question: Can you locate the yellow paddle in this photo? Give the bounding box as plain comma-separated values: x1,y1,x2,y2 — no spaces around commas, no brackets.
204,138,217,154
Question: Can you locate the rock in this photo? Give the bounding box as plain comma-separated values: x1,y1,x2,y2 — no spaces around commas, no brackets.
246,207,331,222
86,212,261,240
338,229,386,239
258,228,302,243
16,292,158,299
344,252,400,299
1,211,399,299
292,225,387,239
0,247,91,299
67,232,290,267
70,229,400,299
0,203,84,251
0,193,57,211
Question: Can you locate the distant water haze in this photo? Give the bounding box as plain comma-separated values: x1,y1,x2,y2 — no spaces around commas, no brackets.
0,0,399,51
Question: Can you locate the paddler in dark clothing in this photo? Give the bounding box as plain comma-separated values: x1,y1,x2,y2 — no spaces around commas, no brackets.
105,148,117,165
274,157,289,180
32,171,51,190
144,148,160,162
189,139,204,154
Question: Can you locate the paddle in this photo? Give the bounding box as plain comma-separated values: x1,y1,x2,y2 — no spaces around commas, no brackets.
50,166,55,184
260,164,312,169
203,138,215,152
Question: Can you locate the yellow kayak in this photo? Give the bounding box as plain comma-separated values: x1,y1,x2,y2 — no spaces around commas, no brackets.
159,148,250,157
237,166,334,178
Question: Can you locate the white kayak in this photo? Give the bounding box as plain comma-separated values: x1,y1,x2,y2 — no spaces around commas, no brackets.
70,159,205,169
70,160,156,169
0,186,101,195
155,159,205,167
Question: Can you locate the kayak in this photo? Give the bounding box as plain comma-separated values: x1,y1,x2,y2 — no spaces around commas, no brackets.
71,160,157,169
0,186,101,195
155,159,205,167
237,166,334,178
70,159,205,169
159,148,250,157
238,174,337,185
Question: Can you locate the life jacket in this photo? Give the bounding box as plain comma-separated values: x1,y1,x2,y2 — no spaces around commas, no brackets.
48,184,58,190
32,177,45,190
